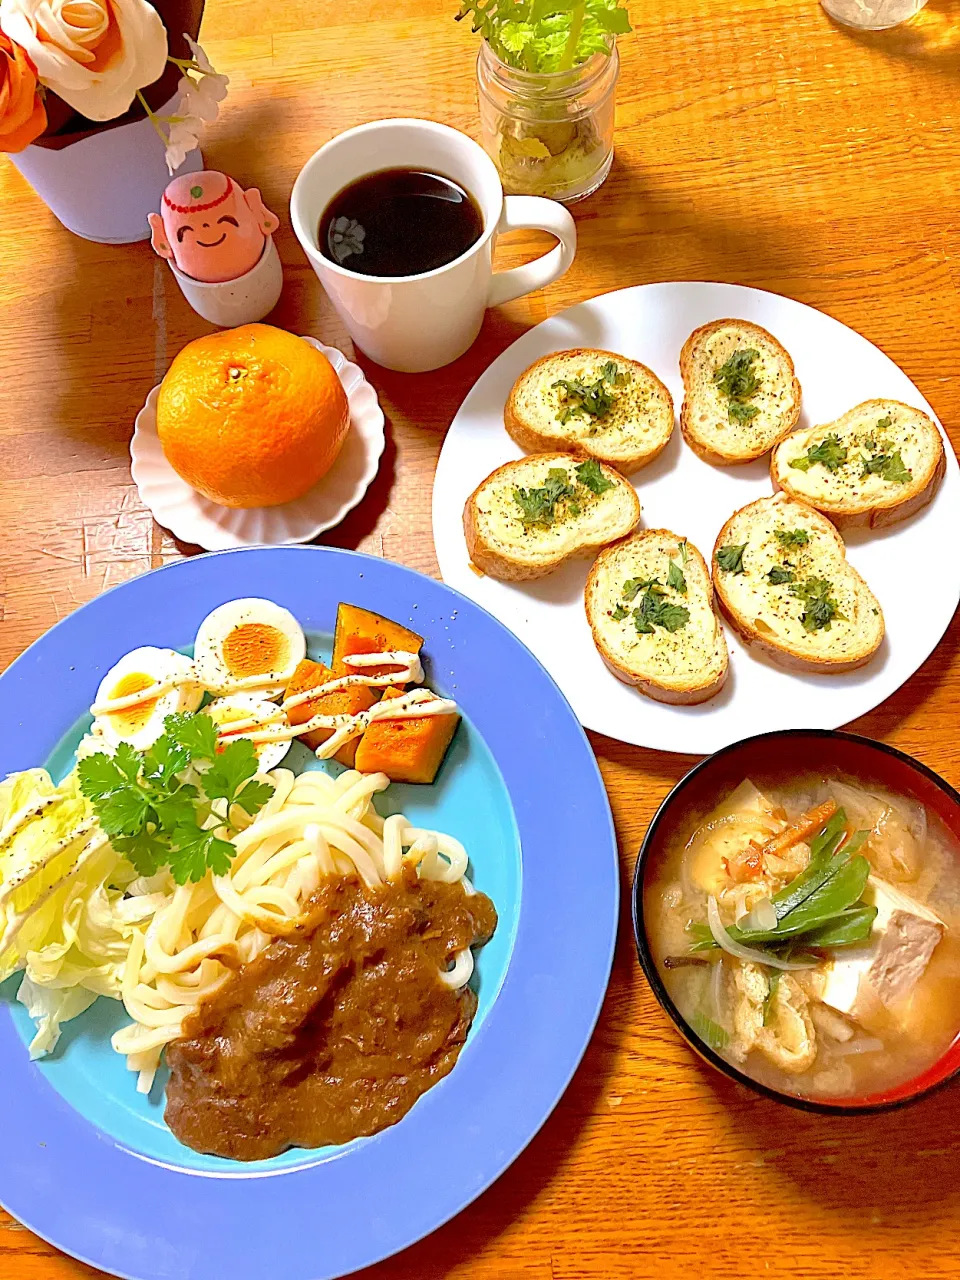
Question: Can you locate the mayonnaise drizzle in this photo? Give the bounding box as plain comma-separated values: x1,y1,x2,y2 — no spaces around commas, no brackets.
90,673,194,717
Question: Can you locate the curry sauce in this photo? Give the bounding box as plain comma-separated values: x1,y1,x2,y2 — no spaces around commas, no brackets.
165,870,497,1161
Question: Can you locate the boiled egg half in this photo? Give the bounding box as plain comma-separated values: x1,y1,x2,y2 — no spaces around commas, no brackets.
205,694,292,773
92,647,203,752
193,599,306,698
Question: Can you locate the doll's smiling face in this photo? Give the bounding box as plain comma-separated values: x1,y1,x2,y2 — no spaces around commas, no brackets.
149,171,280,283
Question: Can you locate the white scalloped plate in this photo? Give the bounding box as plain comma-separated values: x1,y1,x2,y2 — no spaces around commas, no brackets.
131,338,386,549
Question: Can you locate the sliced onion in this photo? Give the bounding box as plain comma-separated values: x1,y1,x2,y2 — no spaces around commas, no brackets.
831,1037,884,1057
740,896,778,934
706,896,815,971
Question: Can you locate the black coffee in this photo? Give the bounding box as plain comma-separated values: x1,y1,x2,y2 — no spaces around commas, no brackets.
319,168,484,277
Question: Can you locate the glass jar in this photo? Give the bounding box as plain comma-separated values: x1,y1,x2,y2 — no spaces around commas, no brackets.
820,0,927,27
476,38,619,204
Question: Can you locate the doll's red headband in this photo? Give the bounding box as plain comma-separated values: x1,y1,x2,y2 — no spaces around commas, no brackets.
163,177,235,214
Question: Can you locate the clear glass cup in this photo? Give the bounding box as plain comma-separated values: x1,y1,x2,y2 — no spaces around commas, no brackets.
821,0,927,29
476,38,619,204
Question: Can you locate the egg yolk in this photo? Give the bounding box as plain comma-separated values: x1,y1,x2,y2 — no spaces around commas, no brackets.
108,672,158,736
221,624,289,678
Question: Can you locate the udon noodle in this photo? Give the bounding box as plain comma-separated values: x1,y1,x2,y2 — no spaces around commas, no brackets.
111,766,471,1092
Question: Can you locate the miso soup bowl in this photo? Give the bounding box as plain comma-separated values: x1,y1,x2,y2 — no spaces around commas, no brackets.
632,729,960,1115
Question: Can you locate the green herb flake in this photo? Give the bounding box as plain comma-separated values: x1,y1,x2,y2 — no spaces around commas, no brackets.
774,528,809,548
633,590,689,635
716,543,747,574
678,540,689,564
575,458,615,495
622,576,658,602
767,565,795,585
611,603,629,622
789,576,846,633
728,400,760,424
713,348,761,400
512,468,575,528
861,448,912,484
552,373,615,425
456,0,632,75
789,434,848,473
667,559,688,595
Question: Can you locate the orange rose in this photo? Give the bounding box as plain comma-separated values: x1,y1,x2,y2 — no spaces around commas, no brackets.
0,33,45,152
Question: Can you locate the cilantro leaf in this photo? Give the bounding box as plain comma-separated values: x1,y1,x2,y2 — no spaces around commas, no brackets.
78,752,130,802
714,349,761,399
512,468,575,528
111,828,167,877
667,560,687,595
716,543,747,574
168,823,236,884
163,712,220,762
790,434,848,473
861,448,912,484
456,0,632,74
767,565,795,584
114,741,142,783
234,778,275,817
611,603,629,621
574,458,615,495
96,786,153,838
205,738,274,818
775,528,809,547
142,734,190,786
790,576,846,633
152,785,200,833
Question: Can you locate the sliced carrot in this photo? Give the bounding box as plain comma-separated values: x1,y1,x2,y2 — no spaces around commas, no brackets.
725,843,765,883
759,800,837,858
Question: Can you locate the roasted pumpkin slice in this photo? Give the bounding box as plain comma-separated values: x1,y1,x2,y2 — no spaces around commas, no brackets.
331,604,424,677
354,686,460,785
284,658,377,767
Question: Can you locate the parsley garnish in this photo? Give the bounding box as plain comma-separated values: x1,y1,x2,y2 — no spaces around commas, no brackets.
714,349,762,423
861,449,912,484
728,401,760,424
790,576,846,633
622,576,658,602
714,349,761,399
575,458,615,495
876,416,893,431
512,468,575,528
667,559,687,595
611,603,629,622
78,712,273,884
716,543,747,574
767,565,796,585
678,540,689,564
790,434,848,473
775,528,809,548
633,584,690,635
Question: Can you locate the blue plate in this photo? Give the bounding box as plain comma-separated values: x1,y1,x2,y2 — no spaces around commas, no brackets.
0,547,617,1280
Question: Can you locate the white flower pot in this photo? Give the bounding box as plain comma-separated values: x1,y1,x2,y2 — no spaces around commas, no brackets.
8,96,202,245
165,235,284,326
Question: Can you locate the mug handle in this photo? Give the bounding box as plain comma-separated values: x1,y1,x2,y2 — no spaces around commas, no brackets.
487,196,577,308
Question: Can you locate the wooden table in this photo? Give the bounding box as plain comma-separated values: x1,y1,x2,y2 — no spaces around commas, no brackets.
2,0,960,1275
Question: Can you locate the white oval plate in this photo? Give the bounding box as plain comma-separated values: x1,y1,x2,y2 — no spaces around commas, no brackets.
432,282,960,755
131,338,385,550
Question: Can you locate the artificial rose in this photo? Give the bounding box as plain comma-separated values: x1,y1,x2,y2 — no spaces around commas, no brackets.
0,32,46,150
0,0,168,122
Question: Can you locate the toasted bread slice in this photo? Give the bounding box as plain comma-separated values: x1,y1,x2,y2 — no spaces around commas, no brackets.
680,320,802,465
504,349,674,475
771,399,945,530
463,452,640,582
712,493,884,673
585,531,728,705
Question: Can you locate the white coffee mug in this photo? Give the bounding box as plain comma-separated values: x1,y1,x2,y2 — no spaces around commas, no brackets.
290,118,577,373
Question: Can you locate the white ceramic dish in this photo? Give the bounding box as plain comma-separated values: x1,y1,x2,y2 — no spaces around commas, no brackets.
131,337,385,550
432,281,960,755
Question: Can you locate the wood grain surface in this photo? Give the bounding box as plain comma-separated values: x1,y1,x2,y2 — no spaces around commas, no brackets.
2,0,960,1275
